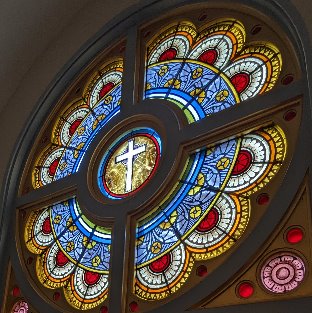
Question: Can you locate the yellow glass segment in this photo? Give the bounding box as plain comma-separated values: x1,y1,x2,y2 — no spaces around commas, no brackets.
104,135,159,195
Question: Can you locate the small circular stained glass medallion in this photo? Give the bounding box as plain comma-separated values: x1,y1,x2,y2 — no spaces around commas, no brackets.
260,252,306,294
98,128,161,199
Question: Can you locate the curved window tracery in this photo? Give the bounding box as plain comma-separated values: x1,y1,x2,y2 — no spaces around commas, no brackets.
25,197,111,309
144,19,282,123
134,125,286,300
33,60,123,189
15,8,303,313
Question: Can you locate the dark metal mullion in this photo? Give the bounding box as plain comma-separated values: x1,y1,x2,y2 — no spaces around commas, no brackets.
121,26,139,113
16,173,79,208
158,207,175,297
161,270,172,296
215,224,237,242
163,22,202,99
162,22,185,98
212,20,238,53
180,78,304,147
80,284,91,310
85,104,102,124
108,212,129,313
159,206,197,296
59,115,72,128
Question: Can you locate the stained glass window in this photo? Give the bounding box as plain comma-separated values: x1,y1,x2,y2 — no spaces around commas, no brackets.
14,8,303,313
33,60,123,188
144,20,281,123
25,197,110,309
134,125,286,300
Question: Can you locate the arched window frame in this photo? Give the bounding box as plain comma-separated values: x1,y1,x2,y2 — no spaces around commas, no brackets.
0,1,311,313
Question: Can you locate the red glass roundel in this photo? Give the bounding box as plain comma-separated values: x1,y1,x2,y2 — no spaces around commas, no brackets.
198,49,218,65
237,281,254,298
230,73,250,93
286,227,304,244
56,249,69,267
42,217,52,234
196,208,219,232
196,265,208,277
159,48,177,61
12,286,21,297
69,119,82,136
99,82,115,99
149,253,171,273
232,150,252,175
84,271,100,285
48,158,59,176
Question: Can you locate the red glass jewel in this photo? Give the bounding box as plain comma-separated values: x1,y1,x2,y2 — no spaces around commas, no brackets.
286,227,304,244
48,158,59,176
237,281,254,298
281,74,294,85
84,271,100,285
230,73,250,93
42,216,52,234
159,48,177,61
283,110,297,121
257,193,270,205
129,301,139,312
56,250,69,267
99,82,115,99
232,150,252,175
196,208,219,232
100,306,109,313
53,291,61,301
12,286,21,297
149,253,171,273
69,119,82,136
196,265,208,277
198,49,218,65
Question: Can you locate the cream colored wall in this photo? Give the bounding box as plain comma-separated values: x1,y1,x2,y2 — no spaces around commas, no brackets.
0,0,309,194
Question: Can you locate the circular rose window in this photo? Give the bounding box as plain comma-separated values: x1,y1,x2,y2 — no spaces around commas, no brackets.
15,6,302,313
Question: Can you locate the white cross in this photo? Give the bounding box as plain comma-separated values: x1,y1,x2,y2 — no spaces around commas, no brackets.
115,139,146,192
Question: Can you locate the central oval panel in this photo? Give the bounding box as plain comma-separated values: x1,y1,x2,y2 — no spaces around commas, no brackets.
98,128,161,199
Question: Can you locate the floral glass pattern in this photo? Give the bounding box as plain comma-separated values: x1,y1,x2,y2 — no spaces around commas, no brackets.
20,14,294,312
132,19,285,300
25,197,111,309
33,60,123,189
134,125,286,300
145,19,282,123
